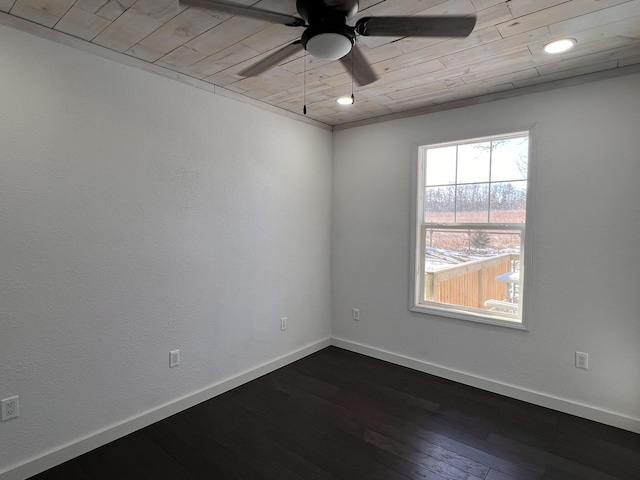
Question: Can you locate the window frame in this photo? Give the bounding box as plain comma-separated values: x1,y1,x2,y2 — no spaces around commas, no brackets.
409,127,535,330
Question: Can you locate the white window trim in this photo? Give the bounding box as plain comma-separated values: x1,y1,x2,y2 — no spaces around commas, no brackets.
409,126,536,330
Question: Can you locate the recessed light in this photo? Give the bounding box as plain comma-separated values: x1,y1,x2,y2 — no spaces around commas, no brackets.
337,95,354,105
543,38,576,54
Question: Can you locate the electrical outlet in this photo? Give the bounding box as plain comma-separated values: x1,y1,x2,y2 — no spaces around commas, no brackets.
169,349,180,368
280,317,288,331
1,396,19,421
575,351,588,370
352,308,360,321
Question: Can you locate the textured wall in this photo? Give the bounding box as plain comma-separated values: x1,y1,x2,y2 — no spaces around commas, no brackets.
332,73,640,425
0,24,332,473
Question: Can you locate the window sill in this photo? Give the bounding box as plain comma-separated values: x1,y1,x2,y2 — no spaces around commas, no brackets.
410,304,528,330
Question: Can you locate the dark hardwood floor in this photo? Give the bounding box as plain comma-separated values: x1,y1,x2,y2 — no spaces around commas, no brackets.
31,347,640,480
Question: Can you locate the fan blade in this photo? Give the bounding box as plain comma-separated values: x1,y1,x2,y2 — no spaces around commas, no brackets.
339,45,378,86
239,41,304,77
180,0,305,27
356,16,476,37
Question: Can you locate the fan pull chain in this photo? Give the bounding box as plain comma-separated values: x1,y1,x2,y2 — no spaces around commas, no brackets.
303,51,307,115
351,48,355,105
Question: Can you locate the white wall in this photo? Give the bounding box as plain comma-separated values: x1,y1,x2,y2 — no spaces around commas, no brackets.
332,73,640,429
2,18,639,479
0,24,332,475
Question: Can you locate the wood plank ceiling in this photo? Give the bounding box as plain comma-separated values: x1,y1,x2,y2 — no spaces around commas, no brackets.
2,0,640,126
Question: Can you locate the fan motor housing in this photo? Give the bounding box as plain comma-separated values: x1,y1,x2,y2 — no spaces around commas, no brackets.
296,0,359,23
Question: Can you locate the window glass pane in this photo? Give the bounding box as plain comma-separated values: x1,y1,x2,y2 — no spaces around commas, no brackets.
425,186,455,222
484,230,522,254
425,146,456,186
416,131,530,324
425,230,474,270
423,228,522,315
490,181,527,223
456,183,489,223
457,142,490,184
425,228,522,267
491,136,528,181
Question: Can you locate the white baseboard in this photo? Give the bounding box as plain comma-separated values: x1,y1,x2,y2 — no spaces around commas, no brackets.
331,337,640,434
0,338,331,480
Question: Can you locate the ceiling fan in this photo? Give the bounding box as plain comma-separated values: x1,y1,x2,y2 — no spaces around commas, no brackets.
180,0,477,86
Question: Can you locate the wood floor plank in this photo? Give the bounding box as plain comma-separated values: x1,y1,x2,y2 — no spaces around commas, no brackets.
552,430,640,480
265,368,542,480
144,414,268,480
30,347,640,480
217,382,418,479
487,431,622,480
485,469,519,480
32,430,195,480
29,460,88,480
362,429,487,480
183,399,335,480
221,375,452,480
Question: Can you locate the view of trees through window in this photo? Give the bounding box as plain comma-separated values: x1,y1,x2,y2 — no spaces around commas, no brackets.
415,132,529,322
423,134,528,266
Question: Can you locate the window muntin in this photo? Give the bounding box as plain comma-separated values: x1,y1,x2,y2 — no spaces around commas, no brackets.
413,132,530,326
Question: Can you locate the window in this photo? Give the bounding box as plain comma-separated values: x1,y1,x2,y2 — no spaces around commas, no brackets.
411,131,531,327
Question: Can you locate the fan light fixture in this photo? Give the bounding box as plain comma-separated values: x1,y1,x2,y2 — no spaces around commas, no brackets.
544,38,576,54
305,33,353,60
182,0,478,87
337,96,354,105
